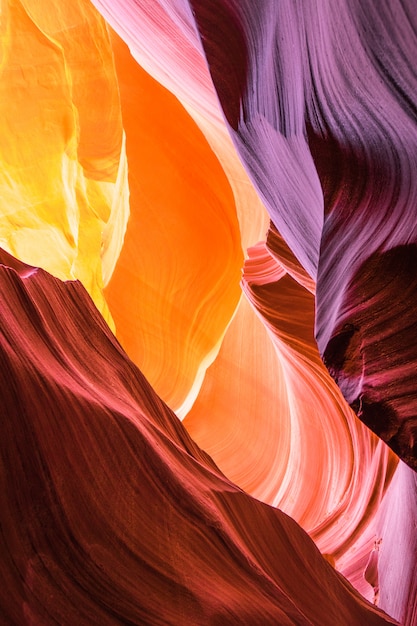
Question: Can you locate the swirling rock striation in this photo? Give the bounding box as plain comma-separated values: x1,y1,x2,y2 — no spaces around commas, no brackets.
0,249,398,625
189,0,417,470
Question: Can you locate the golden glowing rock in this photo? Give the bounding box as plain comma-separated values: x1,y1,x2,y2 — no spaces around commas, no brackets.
105,32,243,413
0,0,129,327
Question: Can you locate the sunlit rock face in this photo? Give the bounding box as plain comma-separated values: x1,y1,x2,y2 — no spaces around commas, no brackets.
185,238,396,568
104,31,243,415
0,0,129,328
1,0,417,624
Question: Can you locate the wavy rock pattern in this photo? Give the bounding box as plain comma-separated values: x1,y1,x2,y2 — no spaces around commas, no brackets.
1,0,417,624
242,242,402,601
189,0,417,470
0,250,398,625
186,239,394,546
89,0,271,252
375,461,417,624
104,31,243,415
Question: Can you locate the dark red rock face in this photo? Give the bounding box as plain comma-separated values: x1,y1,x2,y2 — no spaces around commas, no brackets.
0,249,398,624
322,245,417,471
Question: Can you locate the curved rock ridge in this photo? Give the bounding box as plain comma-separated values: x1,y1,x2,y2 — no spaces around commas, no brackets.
240,244,397,570
375,461,417,625
188,0,324,279
104,31,243,415
89,0,271,253
187,0,417,471
0,249,398,625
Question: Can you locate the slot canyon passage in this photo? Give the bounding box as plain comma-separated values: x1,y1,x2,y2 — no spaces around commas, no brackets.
0,0,416,624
